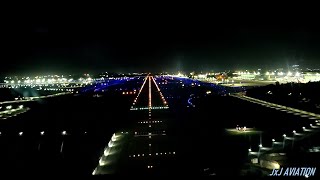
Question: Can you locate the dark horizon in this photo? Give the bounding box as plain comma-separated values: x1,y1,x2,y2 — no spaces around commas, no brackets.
2,11,320,76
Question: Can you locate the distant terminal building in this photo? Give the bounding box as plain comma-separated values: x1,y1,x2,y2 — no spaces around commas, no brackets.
233,71,261,80
192,69,320,84
233,70,320,83
194,73,228,81
302,72,320,82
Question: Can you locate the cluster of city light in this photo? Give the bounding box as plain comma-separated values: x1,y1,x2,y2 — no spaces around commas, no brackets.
3,75,96,85
237,71,260,75
138,120,162,124
2,83,84,90
172,72,185,77
5,78,73,84
129,151,176,158
6,75,70,79
108,77,131,80
265,72,275,76
236,71,304,77
235,70,302,77
266,71,301,77
41,88,74,92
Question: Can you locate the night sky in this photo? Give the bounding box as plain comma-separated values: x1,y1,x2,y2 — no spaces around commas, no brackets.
2,8,320,76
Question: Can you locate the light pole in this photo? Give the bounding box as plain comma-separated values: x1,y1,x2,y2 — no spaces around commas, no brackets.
292,130,296,149
283,134,286,150
38,131,44,151
260,132,262,146
258,144,262,159
60,131,67,153
272,139,275,148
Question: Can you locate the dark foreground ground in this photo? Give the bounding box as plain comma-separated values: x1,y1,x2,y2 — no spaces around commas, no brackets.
0,79,319,177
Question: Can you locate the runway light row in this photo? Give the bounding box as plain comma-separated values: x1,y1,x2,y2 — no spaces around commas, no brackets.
134,131,166,135
122,91,136,95
97,133,123,168
130,75,169,110
129,152,176,158
148,76,152,108
0,106,30,120
130,106,169,111
138,120,162,124
249,123,320,156
0,106,24,114
131,76,148,107
0,130,91,136
134,133,167,137
151,76,169,107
